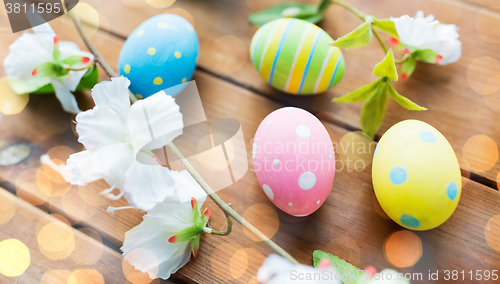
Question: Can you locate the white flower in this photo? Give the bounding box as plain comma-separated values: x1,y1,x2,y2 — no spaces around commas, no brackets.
121,179,209,280
3,23,95,113
392,11,461,65
257,255,340,284
62,77,184,210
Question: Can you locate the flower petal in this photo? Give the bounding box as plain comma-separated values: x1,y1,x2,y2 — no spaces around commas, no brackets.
128,90,183,153
75,104,128,151
438,39,461,65
91,77,131,123
63,142,133,186
121,159,177,211
392,15,436,48
169,170,207,205
121,216,192,279
62,150,99,185
3,32,53,92
59,41,95,71
51,79,81,114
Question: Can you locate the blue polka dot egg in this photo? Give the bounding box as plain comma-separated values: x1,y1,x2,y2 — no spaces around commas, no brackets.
372,120,461,230
118,14,199,98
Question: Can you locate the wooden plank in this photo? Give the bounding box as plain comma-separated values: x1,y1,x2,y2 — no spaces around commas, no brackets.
75,0,500,183
1,24,500,284
0,187,151,284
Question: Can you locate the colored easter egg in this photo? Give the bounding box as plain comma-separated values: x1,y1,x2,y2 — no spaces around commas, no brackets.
118,14,199,98
250,18,345,95
372,120,461,230
252,107,335,216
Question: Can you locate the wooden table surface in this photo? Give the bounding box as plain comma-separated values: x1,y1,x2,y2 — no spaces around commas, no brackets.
1,0,500,283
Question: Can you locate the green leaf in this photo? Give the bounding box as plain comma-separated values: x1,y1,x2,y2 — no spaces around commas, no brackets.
414,49,441,64
330,21,373,50
53,42,62,63
249,3,321,27
31,65,98,95
333,78,383,103
387,82,427,111
191,235,201,257
361,81,389,138
372,18,399,37
170,225,203,243
33,62,57,78
63,55,85,66
372,49,398,81
313,250,361,284
400,56,417,80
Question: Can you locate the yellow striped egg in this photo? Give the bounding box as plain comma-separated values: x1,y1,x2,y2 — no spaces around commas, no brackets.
373,120,462,231
250,18,345,95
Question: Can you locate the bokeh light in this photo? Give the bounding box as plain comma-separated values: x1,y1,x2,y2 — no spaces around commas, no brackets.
338,131,376,171
121,0,147,8
122,257,154,284
485,214,500,251
467,57,500,95
15,168,49,207
0,239,30,277
476,7,500,44
36,166,71,197
40,270,72,284
68,269,104,284
209,36,248,74
61,189,96,223
229,248,265,280
62,3,100,38
0,189,15,224
197,134,235,172
70,228,103,266
210,243,241,280
462,134,498,172
324,235,361,267
484,92,500,113
164,8,194,25
383,230,422,268
123,248,158,280
242,203,279,242
0,77,29,115
37,221,75,260
147,0,175,9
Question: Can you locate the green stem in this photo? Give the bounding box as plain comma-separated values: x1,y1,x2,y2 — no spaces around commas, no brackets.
330,0,366,21
68,10,138,103
330,0,389,54
167,143,299,264
208,215,233,236
371,28,388,54
395,54,410,64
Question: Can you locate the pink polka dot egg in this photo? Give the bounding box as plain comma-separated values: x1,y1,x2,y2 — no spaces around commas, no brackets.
252,107,335,216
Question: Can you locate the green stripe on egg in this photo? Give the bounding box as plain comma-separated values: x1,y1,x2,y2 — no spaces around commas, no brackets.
250,18,345,95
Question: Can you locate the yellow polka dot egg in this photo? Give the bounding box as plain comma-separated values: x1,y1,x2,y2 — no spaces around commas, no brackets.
118,14,199,98
250,18,345,95
372,120,461,230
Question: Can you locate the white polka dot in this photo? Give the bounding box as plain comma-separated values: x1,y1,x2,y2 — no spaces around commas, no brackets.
328,153,333,160
295,125,311,138
263,184,274,200
317,200,320,205
266,120,272,125
298,172,316,190
294,214,308,217
252,143,258,159
288,202,293,206
273,159,280,165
